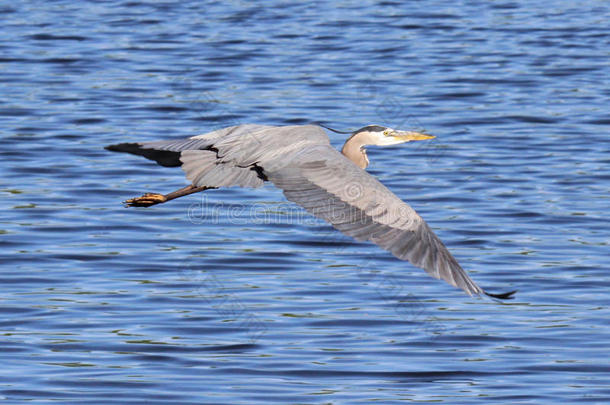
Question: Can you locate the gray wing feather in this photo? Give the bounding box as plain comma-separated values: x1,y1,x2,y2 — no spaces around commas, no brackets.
138,124,330,188
141,137,213,152
140,124,274,152
136,124,279,189
180,150,263,188
264,144,484,296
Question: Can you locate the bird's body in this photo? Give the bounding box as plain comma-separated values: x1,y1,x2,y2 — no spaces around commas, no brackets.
106,124,514,299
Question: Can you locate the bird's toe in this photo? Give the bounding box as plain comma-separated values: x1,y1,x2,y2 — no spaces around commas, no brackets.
124,193,167,207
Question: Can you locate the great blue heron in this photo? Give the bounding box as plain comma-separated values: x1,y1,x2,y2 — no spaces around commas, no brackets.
106,124,515,299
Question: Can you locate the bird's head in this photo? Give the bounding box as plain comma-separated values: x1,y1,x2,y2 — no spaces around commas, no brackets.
339,124,436,169
352,125,435,146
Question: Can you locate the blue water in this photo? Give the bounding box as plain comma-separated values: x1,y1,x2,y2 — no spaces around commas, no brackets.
1,1,609,403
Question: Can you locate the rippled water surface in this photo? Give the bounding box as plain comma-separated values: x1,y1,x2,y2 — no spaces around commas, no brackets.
1,1,609,403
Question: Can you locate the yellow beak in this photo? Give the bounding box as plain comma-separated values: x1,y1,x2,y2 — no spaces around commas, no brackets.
392,131,435,142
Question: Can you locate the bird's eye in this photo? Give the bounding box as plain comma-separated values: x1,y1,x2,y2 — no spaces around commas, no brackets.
383,130,390,136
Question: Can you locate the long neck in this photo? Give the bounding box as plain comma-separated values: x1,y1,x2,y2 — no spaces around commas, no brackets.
341,132,369,169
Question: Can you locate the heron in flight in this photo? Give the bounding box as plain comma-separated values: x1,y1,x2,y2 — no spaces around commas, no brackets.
106,124,515,299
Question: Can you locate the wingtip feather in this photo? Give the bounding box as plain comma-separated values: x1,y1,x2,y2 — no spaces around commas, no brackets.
484,289,517,300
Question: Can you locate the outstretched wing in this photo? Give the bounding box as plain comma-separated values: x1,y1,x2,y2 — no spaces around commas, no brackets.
262,143,485,296
105,124,330,188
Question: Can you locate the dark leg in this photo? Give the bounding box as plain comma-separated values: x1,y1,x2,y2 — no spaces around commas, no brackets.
124,184,215,207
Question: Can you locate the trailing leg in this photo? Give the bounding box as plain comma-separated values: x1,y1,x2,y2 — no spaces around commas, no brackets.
124,184,215,207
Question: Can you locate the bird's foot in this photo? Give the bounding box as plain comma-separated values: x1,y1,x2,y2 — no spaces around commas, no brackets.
124,193,167,207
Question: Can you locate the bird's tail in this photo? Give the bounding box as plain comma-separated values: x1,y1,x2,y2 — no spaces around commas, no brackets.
105,143,182,167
